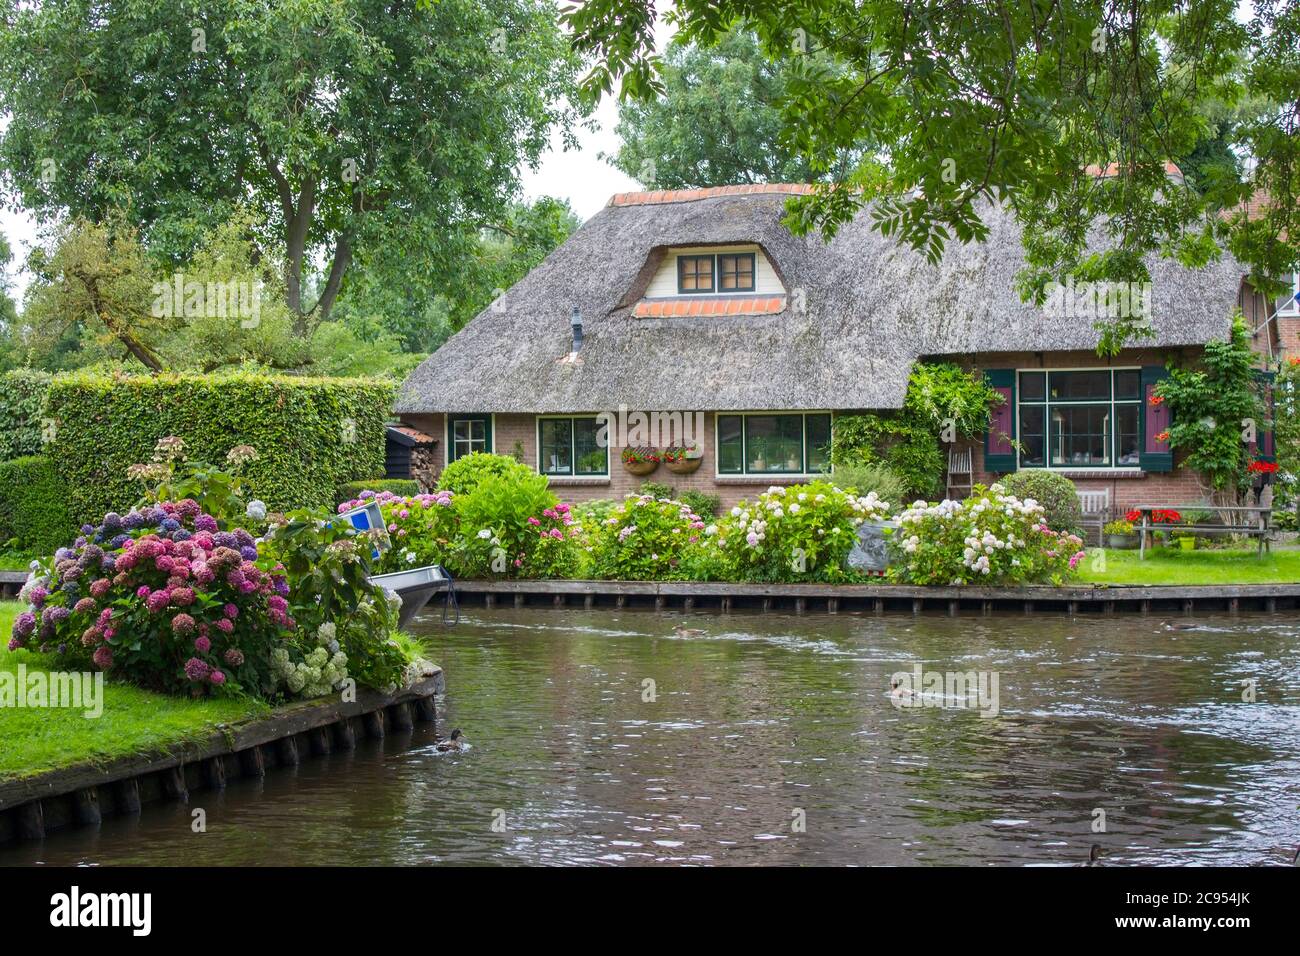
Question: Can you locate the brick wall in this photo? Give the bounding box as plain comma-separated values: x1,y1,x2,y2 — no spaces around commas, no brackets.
400,341,1262,513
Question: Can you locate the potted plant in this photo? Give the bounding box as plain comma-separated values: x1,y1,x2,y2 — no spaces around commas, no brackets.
663,443,702,475
622,446,660,476
1103,518,1137,549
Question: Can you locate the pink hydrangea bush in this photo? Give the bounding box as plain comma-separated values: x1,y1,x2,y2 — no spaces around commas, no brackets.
890,483,1086,585
588,494,708,580
337,489,457,573
10,499,293,696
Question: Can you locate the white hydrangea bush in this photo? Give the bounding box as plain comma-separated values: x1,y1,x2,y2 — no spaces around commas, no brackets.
713,480,892,582
891,483,1086,585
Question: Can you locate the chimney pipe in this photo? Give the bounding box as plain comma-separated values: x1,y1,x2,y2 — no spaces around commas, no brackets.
570,306,583,353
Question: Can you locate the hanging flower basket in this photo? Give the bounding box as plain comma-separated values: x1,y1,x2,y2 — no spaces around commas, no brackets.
622,446,660,476
662,444,702,474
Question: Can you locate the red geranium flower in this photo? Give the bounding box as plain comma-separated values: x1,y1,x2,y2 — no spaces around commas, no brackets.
1125,509,1142,522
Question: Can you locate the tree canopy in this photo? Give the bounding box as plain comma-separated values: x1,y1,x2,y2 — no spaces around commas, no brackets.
607,27,828,188
566,0,1300,354
0,0,581,333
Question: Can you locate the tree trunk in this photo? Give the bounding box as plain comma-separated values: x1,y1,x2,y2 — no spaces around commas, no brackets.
71,269,164,372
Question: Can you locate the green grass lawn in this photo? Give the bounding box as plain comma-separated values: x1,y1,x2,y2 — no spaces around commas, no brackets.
0,601,266,781
1077,545,1300,586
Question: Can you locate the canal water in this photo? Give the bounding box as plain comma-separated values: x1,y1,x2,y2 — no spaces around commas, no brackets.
4,608,1299,866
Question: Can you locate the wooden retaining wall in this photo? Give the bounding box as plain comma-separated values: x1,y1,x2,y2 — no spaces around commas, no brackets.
453,578,1300,616
0,671,443,846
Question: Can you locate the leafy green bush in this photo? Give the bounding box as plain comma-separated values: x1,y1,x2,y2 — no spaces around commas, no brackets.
712,482,891,582
638,481,720,520
588,494,708,580
261,506,415,695
337,478,420,502
0,369,52,461
638,481,675,499
44,371,391,523
0,456,72,557
679,490,721,521
830,460,909,504
999,470,1083,535
451,472,582,577
437,451,536,496
890,484,1085,585
831,363,996,501
830,414,944,500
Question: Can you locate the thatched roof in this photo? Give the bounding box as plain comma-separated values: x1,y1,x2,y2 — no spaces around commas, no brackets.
397,185,1244,414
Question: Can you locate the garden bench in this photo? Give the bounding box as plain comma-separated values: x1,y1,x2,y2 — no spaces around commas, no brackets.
1076,489,1110,546
1132,504,1274,559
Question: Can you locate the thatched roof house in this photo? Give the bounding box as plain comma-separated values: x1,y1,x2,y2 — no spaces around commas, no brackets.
397,183,1277,512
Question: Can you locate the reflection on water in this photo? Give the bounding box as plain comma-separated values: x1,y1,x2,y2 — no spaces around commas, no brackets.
5,609,1299,866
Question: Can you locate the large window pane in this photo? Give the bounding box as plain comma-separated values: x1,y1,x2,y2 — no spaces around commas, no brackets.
717,416,743,473
1019,405,1045,467
805,415,831,472
746,415,803,473
1049,370,1111,400
1116,404,1140,465
1114,370,1140,400
539,419,572,475
1019,371,1046,401
573,418,606,475
1050,405,1111,466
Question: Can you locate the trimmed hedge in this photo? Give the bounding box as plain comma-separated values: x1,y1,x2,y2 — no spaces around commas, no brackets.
45,372,393,523
0,455,72,556
337,478,420,503
1000,470,1084,536
0,369,53,461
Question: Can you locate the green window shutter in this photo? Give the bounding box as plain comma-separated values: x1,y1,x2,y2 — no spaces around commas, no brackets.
983,369,1017,472
1139,366,1172,472
1251,369,1276,463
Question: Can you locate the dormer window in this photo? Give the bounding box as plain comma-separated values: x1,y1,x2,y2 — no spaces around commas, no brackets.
719,253,755,291
676,252,755,294
677,255,715,292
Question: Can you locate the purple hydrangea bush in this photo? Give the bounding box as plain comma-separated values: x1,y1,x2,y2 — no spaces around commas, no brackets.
10,499,293,696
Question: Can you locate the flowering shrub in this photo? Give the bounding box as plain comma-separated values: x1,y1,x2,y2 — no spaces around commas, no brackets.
712,482,892,582
261,508,417,695
9,500,292,696
337,489,458,573
588,494,706,580
890,484,1085,585
621,446,660,466
450,472,582,578
129,435,259,527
